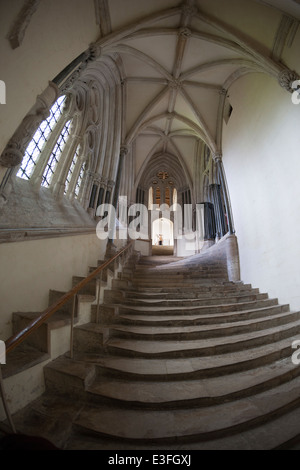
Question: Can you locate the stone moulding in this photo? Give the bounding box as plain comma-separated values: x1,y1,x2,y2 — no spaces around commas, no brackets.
278,69,300,93
7,0,42,50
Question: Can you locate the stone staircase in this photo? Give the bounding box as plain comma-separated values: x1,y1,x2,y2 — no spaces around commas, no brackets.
3,251,300,450
0,245,133,424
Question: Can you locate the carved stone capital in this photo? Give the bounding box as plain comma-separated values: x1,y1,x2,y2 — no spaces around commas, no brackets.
87,42,102,62
107,180,115,191
0,145,24,168
60,64,86,93
212,153,222,164
93,174,102,184
278,68,300,93
219,88,228,96
120,146,129,158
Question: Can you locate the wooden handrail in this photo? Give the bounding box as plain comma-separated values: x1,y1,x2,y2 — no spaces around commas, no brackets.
5,241,134,355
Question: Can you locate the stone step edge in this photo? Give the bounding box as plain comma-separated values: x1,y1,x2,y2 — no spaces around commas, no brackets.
72,337,295,381
108,310,300,340
105,319,300,358
72,373,300,443
85,357,300,409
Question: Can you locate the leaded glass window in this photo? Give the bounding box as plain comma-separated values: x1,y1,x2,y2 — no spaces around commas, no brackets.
42,120,71,188
17,95,67,180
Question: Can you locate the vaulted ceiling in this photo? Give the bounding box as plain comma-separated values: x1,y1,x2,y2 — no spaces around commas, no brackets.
89,0,299,189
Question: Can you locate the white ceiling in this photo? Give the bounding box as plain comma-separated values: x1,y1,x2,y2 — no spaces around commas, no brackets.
93,0,299,188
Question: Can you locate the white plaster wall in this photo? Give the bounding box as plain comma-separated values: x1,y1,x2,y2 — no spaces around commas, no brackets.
223,73,300,311
0,233,107,340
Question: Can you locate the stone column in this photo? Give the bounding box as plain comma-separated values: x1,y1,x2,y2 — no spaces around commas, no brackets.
213,153,234,235
112,147,128,210
226,234,241,282
210,184,227,240
106,146,128,256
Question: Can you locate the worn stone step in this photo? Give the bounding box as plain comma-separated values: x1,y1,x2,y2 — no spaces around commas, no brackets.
116,298,280,317
76,336,296,381
72,276,97,297
132,277,228,286
109,310,300,341
106,319,300,358
119,292,269,308
65,403,300,449
12,310,77,354
129,283,253,294
116,304,290,326
44,356,96,395
85,357,300,408
2,344,50,379
73,373,300,443
121,287,260,301
73,323,110,354
132,271,228,281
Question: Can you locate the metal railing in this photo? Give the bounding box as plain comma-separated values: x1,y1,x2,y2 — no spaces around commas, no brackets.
0,240,134,434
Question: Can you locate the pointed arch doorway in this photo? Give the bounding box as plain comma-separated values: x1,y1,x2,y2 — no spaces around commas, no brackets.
152,217,174,256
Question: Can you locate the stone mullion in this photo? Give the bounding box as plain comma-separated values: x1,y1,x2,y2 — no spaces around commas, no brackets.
84,171,97,213
112,147,128,211
51,128,80,197
87,174,102,216
96,181,106,208
77,165,90,208
102,87,115,181
66,142,84,201
96,87,110,176
109,84,122,184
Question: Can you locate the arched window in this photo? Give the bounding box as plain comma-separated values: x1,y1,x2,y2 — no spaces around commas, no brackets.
17,95,67,181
